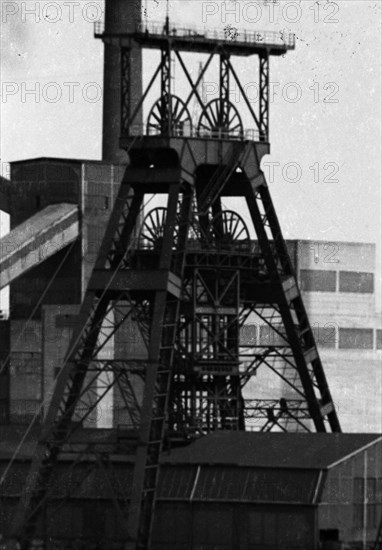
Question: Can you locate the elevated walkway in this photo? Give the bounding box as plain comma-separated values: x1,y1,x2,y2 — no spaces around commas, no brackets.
0,203,79,289
95,20,295,56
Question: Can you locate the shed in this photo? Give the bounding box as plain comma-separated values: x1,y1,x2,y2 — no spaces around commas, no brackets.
155,432,382,549
0,430,381,549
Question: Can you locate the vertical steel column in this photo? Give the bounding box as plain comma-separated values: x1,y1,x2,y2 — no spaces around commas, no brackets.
259,53,269,142
254,182,341,432
160,46,172,135
245,180,341,432
121,47,131,138
219,53,230,132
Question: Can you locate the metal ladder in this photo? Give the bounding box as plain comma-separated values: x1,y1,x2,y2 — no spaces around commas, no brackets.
126,185,192,550
9,165,192,549
246,180,341,433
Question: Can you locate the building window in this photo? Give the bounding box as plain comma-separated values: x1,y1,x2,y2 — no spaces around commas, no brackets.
86,195,110,210
320,530,339,543
376,329,382,350
339,329,373,350
313,324,337,349
240,324,257,346
10,352,42,374
339,271,374,294
300,270,336,292
259,325,286,346
367,478,377,528
353,504,364,529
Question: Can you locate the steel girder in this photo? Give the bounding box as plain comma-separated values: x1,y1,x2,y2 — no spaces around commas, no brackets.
244,182,341,433
159,46,172,136
121,47,131,138
120,45,270,141
219,53,230,130
172,266,244,433
259,54,270,142
7,19,338,550
9,139,341,550
10,167,193,549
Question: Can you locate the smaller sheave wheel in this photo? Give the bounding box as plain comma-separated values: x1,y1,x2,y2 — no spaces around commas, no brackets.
197,99,243,138
208,210,251,250
139,207,171,249
139,206,207,250
147,94,192,136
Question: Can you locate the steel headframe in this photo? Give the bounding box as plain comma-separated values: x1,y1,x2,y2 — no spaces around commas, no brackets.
120,28,278,142
8,19,342,550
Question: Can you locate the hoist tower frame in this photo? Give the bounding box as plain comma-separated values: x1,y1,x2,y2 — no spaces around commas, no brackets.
9,16,341,550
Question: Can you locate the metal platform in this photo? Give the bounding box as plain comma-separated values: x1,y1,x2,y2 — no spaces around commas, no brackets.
95,20,295,56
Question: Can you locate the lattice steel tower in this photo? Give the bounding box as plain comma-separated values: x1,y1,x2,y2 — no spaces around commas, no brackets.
10,9,341,550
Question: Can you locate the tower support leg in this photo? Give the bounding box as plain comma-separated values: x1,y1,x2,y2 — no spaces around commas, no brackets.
245,181,341,432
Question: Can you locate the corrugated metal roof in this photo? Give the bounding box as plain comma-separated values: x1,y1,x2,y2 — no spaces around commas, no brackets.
0,461,318,504
9,157,123,166
0,426,121,460
163,432,382,470
186,466,318,503
1,428,380,470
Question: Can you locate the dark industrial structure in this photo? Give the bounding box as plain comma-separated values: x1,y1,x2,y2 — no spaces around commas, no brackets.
1,430,381,549
0,1,381,549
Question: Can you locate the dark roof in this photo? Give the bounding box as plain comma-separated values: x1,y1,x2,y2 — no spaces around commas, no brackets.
0,426,121,460
1,428,381,470
9,157,124,166
163,432,382,470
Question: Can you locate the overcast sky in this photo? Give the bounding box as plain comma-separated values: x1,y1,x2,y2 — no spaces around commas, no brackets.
1,0,381,307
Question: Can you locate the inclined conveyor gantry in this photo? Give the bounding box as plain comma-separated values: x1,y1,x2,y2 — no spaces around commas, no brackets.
0,203,79,290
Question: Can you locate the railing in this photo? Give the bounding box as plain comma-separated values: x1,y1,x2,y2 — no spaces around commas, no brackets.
138,20,295,48
94,20,295,49
125,124,262,142
135,233,267,255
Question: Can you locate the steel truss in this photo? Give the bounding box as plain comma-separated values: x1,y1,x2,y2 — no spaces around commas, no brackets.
9,143,341,549
121,41,268,141
259,54,269,142
10,19,342,550
10,168,193,548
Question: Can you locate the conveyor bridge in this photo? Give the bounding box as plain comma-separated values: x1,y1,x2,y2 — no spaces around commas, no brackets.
0,203,79,290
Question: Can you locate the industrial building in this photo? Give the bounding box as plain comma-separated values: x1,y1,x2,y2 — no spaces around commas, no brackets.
0,0,381,549
0,431,381,548
298,241,381,434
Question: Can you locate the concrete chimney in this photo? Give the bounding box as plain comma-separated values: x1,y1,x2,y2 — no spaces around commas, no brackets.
102,0,142,162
